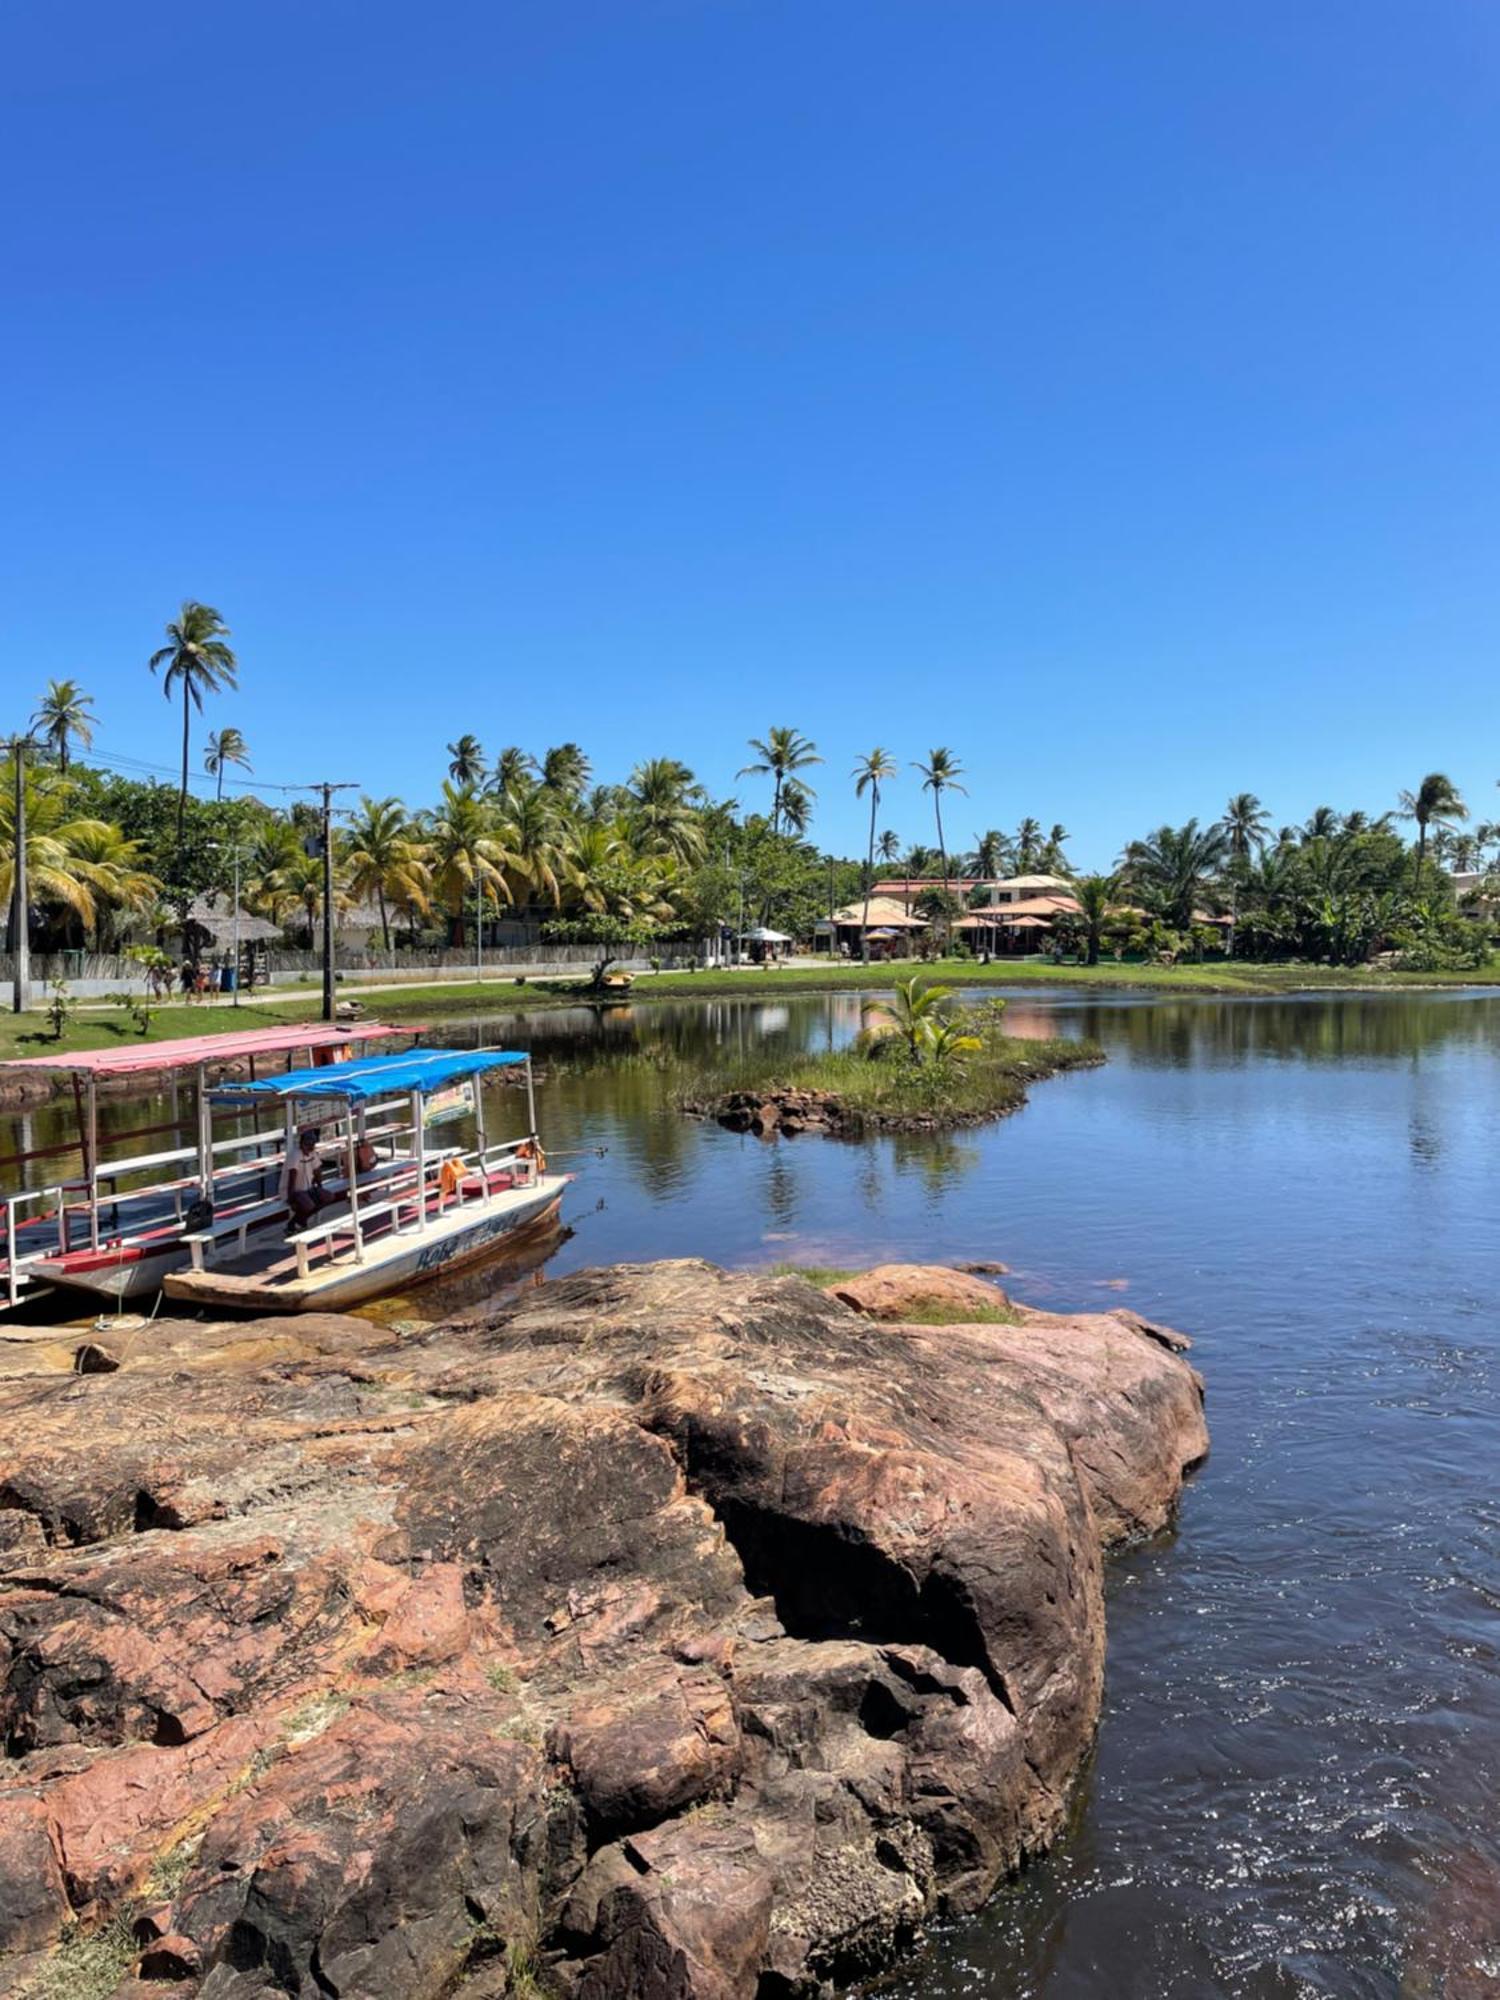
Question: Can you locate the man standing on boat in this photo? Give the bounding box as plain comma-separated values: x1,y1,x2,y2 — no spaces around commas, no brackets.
284,1128,336,1232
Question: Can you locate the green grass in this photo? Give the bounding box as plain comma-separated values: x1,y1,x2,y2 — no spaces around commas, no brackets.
7,954,1498,1066
675,1006,1104,1132
897,1296,1021,1325
766,1262,859,1287
21,1915,137,2000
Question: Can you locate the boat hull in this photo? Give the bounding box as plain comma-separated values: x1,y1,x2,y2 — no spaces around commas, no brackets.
162,1179,566,1313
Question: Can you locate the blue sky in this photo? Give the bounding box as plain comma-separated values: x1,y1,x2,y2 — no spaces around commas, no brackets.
4,1,1497,866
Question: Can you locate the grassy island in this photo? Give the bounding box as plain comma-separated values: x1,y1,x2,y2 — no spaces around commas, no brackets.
676,983,1103,1135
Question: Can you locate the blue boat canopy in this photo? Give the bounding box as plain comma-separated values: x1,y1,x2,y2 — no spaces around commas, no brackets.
209,1047,529,1107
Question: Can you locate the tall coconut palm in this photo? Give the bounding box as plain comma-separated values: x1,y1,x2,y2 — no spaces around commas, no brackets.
914,749,967,897
739,728,821,835
488,745,536,801
539,742,591,799
426,782,511,943
779,779,814,839
968,829,1010,880
148,602,237,842
446,734,487,788
1121,819,1229,930
1042,823,1071,871
1398,772,1468,879
341,796,431,952
1071,872,1121,967
204,726,252,800
627,758,706,863
495,783,564,913
1301,805,1340,843
851,749,898,963
876,829,902,866
244,821,306,928
1014,817,1043,870
31,679,96,775
1219,792,1271,862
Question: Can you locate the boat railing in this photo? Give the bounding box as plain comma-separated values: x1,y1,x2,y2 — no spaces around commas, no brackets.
286,1135,542,1278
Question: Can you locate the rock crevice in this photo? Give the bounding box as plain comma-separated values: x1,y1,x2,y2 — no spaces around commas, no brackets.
0,1259,1207,1998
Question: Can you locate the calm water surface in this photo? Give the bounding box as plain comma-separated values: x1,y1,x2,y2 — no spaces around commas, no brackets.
6,989,1499,1996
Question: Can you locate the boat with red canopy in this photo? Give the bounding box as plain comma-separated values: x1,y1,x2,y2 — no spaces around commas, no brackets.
1,1021,420,1306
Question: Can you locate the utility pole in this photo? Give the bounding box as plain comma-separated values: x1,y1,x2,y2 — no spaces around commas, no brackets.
4,735,33,1015
298,781,358,1023
231,845,242,1008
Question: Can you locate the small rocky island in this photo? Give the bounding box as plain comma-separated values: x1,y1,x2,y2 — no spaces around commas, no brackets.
0,1260,1206,1998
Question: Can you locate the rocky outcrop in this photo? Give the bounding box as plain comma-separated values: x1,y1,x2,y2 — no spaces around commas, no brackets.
0,1261,1207,1998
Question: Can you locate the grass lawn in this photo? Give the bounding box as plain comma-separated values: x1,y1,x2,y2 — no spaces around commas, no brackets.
4,956,1497,1065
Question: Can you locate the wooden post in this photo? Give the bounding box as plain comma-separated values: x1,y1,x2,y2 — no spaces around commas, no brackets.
411,1089,425,1232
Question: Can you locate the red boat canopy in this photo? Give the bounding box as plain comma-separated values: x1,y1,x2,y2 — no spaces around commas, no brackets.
1,1022,416,1078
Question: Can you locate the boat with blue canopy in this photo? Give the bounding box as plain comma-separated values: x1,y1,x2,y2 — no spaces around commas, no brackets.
161,1044,566,1312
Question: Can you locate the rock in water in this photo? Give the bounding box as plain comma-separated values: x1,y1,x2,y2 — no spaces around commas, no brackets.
0,1260,1207,1998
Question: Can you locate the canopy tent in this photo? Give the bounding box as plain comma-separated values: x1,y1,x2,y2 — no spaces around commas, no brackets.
209,1048,529,1108
738,926,792,943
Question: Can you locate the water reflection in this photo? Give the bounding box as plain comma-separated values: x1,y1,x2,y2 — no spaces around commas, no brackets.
4,990,1500,1996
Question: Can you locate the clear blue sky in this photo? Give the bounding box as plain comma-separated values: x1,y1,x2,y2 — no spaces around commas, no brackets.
4,1,1497,865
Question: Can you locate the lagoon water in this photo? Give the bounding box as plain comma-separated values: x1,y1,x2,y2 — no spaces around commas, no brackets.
6,987,1499,1996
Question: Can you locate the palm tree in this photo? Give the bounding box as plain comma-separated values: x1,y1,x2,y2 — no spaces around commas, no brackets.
1122,819,1230,930
489,745,536,800
1219,792,1271,862
1042,823,1071,871
341,796,430,951
426,782,511,943
1014,817,1043,870
495,783,564,913
739,728,821,835
62,822,161,949
861,976,976,1065
778,779,814,839
627,758,706,863
1398,773,1468,879
853,748,898,964
540,743,591,799
244,821,306,928
969,829,1010,880
1071,872,1120,967
148,602,237,842
1302,805,1340,843
31,679,96,775
914,749,967,897
446,734,487,787
876,829,902,866
204,726,252,800
0,759,127,949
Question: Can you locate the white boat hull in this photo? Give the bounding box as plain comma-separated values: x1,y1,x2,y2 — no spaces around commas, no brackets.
162,1176,567,1313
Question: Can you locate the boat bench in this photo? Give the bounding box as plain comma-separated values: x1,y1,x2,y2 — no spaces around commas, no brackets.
181,1197,291,1269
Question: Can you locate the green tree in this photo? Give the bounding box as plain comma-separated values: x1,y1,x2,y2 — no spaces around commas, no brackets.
426,782,511,943
853,748,899,964
341,796,430,951
861,975,977,1065
739,727,821,835
446,734,486,787
1014,817,1043,870
876,829,902,866
1122,819,1229,930
1398,772,1467,880
627,758,707,864
914,748,967,900
31,679,96,775
204,725,252,800
539,742,591,799
968,829,1011,879
1219,792,1271,862
148,602,238,843
1071,872,1121,967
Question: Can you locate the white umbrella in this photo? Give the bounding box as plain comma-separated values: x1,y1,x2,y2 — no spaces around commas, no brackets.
740,926,792,943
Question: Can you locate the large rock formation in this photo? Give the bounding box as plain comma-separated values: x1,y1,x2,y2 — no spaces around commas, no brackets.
0,1262,1207,1998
